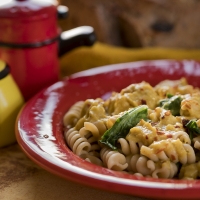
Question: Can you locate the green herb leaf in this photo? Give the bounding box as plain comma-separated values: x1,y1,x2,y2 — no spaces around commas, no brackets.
159,95,182,116
166,93,174,98
100,105,148,150
185,120,200,139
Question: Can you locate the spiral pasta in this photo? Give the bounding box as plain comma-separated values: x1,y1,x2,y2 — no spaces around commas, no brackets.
100,147,128,171
118,138,139,156
63,101,84,127
126,154,155,176
126,154,178,179
152,160,178,179
140,139,196,164
80,153,103,166
64,128,91,156
63,78,200,179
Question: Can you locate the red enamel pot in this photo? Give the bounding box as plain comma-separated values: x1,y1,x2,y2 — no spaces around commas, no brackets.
0,0,96,100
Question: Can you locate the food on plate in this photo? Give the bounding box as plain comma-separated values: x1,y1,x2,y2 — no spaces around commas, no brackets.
63,77,200,179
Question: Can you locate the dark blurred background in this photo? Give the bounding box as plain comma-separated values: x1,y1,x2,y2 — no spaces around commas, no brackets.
58,0,200,49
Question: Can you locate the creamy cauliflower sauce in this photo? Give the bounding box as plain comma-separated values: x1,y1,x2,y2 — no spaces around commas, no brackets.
63,78,200,179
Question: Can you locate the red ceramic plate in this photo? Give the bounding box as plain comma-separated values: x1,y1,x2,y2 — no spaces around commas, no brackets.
16,60,200,200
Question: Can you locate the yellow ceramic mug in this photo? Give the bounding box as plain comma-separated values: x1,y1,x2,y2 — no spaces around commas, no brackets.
0,60,24,147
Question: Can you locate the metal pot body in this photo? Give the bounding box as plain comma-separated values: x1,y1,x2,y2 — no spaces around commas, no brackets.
0,42,59,100
0,0,96,100
0,0,60,100
0,6,60,100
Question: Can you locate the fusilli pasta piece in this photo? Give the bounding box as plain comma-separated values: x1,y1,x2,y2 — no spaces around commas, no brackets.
80,154,103,166
140,138,196,164
100,147,128,171
172,131,191,144
126,154,155,176
63,101,84,127
83,121,107,139
79,126,101,157
64,128,91,156
152,160,178,179
118,138,139,156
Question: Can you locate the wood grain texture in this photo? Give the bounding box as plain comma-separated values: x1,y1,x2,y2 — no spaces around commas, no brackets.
0,144,146,200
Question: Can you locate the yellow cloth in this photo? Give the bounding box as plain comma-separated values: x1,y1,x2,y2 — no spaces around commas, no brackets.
59,42,200,77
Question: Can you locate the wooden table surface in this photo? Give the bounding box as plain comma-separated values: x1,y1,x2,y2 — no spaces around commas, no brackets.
0,143,148,200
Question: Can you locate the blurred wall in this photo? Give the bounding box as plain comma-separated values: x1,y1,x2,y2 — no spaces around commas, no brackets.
58,0,200,49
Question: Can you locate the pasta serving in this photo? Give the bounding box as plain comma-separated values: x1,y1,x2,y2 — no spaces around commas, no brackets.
63,77,200,179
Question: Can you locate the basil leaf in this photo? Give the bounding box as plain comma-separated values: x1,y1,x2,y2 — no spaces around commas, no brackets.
100,105,148,150
185,120,200,139
159,95,182,116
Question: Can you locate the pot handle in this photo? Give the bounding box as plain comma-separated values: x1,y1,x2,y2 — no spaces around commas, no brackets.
58,26,96,57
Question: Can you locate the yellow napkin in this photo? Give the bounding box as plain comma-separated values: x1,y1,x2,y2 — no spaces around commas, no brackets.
59,42,200,77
